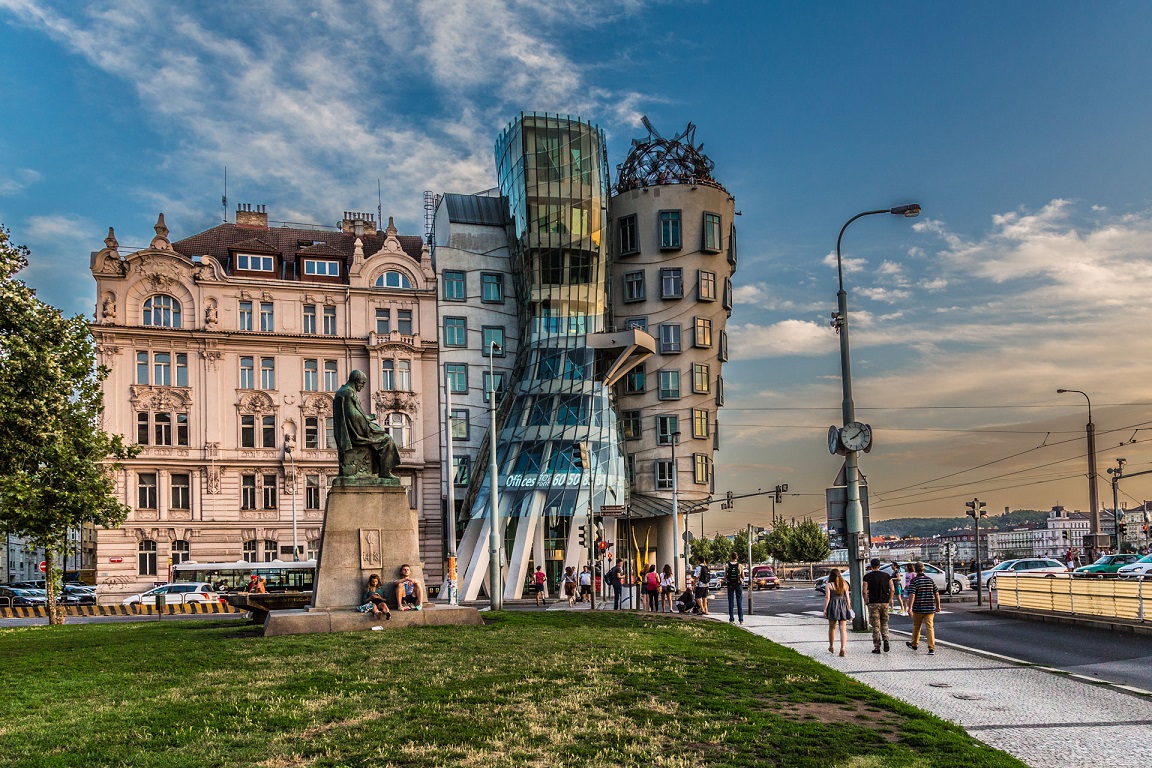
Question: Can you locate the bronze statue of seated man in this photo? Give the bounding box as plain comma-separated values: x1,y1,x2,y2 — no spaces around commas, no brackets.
333,370,401,479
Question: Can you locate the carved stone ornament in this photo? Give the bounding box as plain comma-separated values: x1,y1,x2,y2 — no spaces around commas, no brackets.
238,391,276,414
360,529,382,568
301,393,334,417
150,213,170,250
96,344,121,366
204,301,219,328
374,390,419,414
130,385,193,412
136,255,182,292
201,349,223,371
101,294,117,323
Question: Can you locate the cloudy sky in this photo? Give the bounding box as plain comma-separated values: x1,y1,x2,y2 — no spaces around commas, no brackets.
4,1,1152,534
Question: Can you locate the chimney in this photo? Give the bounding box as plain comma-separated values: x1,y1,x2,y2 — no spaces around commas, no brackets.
236,203,268,228
340,211,376,237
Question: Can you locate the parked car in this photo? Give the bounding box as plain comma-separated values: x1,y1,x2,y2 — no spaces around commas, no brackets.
122,583,218,606
880,561,965,595
814,574,829,593
58,585,97,605
751,566,779,590
969,558,1067,589
1074,554,1141,575
1115,554,1152,579
0,586,48,606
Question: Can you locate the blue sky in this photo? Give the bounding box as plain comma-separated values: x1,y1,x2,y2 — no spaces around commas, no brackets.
5,1,1152,533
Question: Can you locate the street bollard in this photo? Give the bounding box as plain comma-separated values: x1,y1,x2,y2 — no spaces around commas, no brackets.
155,593,165,620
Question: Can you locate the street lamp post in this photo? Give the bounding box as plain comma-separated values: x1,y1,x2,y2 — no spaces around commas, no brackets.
287,445,299,562
670,431,682,588
1057,389,1101,552
834,204,920,632
488,341,503,610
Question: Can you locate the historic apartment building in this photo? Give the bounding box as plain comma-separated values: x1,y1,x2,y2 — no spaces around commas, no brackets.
89,207,443,602
435,114,734,598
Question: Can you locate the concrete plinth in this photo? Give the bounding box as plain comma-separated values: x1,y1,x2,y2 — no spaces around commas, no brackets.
265,478,481,636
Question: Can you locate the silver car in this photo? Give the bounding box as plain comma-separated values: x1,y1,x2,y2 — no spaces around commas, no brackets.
880,562,965,595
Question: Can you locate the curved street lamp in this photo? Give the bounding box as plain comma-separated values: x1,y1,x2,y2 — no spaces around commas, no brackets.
1057,388,1101,550
834,204,920,632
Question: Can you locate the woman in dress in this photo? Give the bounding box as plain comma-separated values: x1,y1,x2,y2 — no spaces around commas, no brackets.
901,563,916,614
823,568,851,656
659,564,675,613
561,566,577,607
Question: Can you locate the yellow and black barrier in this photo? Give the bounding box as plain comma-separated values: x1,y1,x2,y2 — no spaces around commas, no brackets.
0,602,241,618
996,573,1148,623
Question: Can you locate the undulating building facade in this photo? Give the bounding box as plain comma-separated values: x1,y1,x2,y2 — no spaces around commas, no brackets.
437,114,734,597
90,207,443,602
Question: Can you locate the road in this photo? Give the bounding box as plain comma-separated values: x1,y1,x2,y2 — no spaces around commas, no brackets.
741,585,1152,691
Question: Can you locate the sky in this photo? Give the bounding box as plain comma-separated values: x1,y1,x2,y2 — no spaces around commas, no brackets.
4,1,1152,535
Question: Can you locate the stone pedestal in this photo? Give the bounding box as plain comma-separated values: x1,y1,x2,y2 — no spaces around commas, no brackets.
265,478,482,636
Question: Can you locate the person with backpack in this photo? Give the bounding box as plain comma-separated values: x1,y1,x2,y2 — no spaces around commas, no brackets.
725,552,745,625
644,564,660,611
694,557,711,615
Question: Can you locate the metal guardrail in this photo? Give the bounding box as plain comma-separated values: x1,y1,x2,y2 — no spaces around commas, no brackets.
996,573,1148,623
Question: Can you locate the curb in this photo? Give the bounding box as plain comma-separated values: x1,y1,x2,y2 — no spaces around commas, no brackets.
992,606,1152,636
0,603,240,618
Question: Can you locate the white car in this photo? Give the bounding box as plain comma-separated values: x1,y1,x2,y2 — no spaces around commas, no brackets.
1117,554,1152,579
122,582,219,606
880,561,965,595
971,558,1067,589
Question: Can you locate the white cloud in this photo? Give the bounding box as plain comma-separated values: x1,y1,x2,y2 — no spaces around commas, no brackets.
727,319,837,359
0,168,41,195
857,286,910,303
823,250,865,274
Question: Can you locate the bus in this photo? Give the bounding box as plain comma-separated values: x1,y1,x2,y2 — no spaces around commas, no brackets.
171,560,317,593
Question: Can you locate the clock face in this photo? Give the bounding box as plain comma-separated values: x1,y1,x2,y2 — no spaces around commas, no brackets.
840,421,873,452
827,425,841,455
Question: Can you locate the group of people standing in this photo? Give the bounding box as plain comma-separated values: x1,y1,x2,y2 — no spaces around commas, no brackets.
823,558,941,657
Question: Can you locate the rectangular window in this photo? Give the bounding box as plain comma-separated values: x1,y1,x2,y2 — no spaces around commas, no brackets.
659,211,682,249
153,352,171,386
452,455,471,486
323,306,337,335
236,254,274,271
625,454,636,485
450,408,469,441
621,410,642,440
381,360,395,391
303,305,317,334
693,362,711,394
303,259,339,276
396,360,411,391
723,277,733,311
138,541,157,576
623,271,645,302
239,301,253,331
241,415,256,448
698,270,716,301
305,475,321,510
323,360,338,391
303,359,318,392
694,317,713,348
259,302,274,332
444,317,467,347
176,413,188,446
482,327,505,355
569,253,593,284
655,460,674,491
658,369,680,400
396,309,413,335
656,414,679,445
618,214,639,255
374,308,390,335
241,475,257,509
481,273,504,303
660,268,683,299
719,330,729,362
175,354,188,387
625,363,645,394
137,412,149,444
692,408,710,439
728,224,738,267
239,357,254,389
624,316,648,332
443,270,466,301
137,352,149,384
260,357,276,390
138,472,157,509
304,417,319,449
171,473,190,510
659,323,681,354
262,474,278,509
716,375,725,406
483,371,505,403
703,212,722,252
153,412,172,446
261,415,276,448
445,363,467,394
694,454,711,484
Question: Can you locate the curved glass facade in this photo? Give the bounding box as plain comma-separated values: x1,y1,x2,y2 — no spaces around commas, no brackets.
463,114,626,599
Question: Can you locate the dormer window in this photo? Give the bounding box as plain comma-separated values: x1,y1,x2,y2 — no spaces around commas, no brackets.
375,271,412,289
236,253,274,271
303,260,339,277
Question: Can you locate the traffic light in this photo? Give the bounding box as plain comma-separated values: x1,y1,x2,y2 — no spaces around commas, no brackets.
1118,522,1127,536
1062,530,1069,541
965,499,987,518
726,490,734,509
578,523,589,547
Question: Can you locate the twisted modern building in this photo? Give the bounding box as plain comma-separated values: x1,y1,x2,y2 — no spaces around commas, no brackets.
436,114,735,598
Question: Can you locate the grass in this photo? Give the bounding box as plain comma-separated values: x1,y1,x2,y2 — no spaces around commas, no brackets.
0,612,1025,768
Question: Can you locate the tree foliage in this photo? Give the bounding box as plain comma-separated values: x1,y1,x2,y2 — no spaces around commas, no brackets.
0,226,134,623
763,519,831,564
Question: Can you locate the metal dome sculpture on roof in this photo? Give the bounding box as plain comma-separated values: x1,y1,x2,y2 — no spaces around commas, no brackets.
614,116,721,194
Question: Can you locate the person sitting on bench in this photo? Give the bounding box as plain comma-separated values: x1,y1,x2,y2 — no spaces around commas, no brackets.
395,564,423,611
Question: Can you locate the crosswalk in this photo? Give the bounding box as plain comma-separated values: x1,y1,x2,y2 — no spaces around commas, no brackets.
764,609,951,619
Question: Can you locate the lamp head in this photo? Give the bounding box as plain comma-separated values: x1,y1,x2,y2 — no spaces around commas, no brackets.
1057,388,1069,394
890,204,921,218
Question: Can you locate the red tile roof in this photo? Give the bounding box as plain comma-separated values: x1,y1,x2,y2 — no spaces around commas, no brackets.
173,223,424,271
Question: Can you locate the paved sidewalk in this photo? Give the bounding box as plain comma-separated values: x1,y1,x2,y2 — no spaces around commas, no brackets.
713,613,1152,767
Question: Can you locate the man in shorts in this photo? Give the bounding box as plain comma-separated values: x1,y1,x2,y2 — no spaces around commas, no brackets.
694,557,711,615
532,565,547,605
395,564,423,611
578,565,592,603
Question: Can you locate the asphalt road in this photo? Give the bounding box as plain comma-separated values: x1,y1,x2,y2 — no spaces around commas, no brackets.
742,586,1152,691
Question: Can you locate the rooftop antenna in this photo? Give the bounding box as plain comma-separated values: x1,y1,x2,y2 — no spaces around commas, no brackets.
377,178,382,235
423,190,436,243
221,166,228,223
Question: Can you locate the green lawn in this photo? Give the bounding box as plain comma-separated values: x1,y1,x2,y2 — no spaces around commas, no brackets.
0,612,1023,767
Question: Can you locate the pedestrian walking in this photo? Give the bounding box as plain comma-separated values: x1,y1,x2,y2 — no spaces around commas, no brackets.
694,557,711,615
606,560,624,610
659,564,675,612
533,565,547,605
562,566,577,607
725,552,744,625
823,568,851,656
900,563,915,614
578,565,592,603
891,560,905,614
906,561,941,655
862,558,893,653
643,564,660,611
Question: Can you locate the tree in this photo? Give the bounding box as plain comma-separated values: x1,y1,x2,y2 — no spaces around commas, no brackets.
0,227,134,624
689,533,713,565
790,520,832,564
731,528,769,564
764,518,796,563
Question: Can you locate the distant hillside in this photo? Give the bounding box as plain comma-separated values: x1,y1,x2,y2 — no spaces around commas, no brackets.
871,509,1050,539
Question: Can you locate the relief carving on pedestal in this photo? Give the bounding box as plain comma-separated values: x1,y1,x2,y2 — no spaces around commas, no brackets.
360,529,382,568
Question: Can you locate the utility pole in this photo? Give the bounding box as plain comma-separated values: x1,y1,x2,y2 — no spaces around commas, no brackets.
966,498,987,606
746,522,754,616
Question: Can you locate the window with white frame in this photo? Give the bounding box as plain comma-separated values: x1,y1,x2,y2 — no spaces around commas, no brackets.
142,295,182,328
243,539,258,560
655,460,674,491
443,270,466,301
698,270,716,301
303,359,318,392
445,364,467,394
375,308,390,335
656,414,679,445
171,474,191,511
260,357,276,389
261,538,278,563
305,475,322,509
239,301,253,331
396,360,410,391
323,360,338,391
136,411,188,446
375,271,412,289
482,327,505,355
239,357,254,389
623,270,645,302
658,369,680,400
450,409,469,441
236,253,274,271
138,539,157,575
659,211,682,249
481,272,504,303
171,539,190,565
137,472,157,509
694,317,712,348
659,323,681,354
259,302,274,332
385,413,409,448
303,304,317,334
444,317,467,347
381,360,395,391
262,474,278,509
693,453,711,484
692,362,710,394
323,306,337,335
692,408,709,439
136,352,187,387
396,309,413,335
703,212,722,252
660,268,683,299
303,259,339,276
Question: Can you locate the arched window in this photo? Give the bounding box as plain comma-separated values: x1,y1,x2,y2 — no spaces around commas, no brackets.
374,271,412,289
142,295,182,327
385,413,409,449
138,539,157,576
171,539,190,565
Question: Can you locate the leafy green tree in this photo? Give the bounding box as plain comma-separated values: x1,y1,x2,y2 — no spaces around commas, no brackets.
730,528,769,564
790,520,832,564
708,532,732,563
689,533,713,565
0,227,134,624
764,519,795,563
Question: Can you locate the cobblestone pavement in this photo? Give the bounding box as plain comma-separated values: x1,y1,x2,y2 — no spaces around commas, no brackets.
713,613,1152,767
